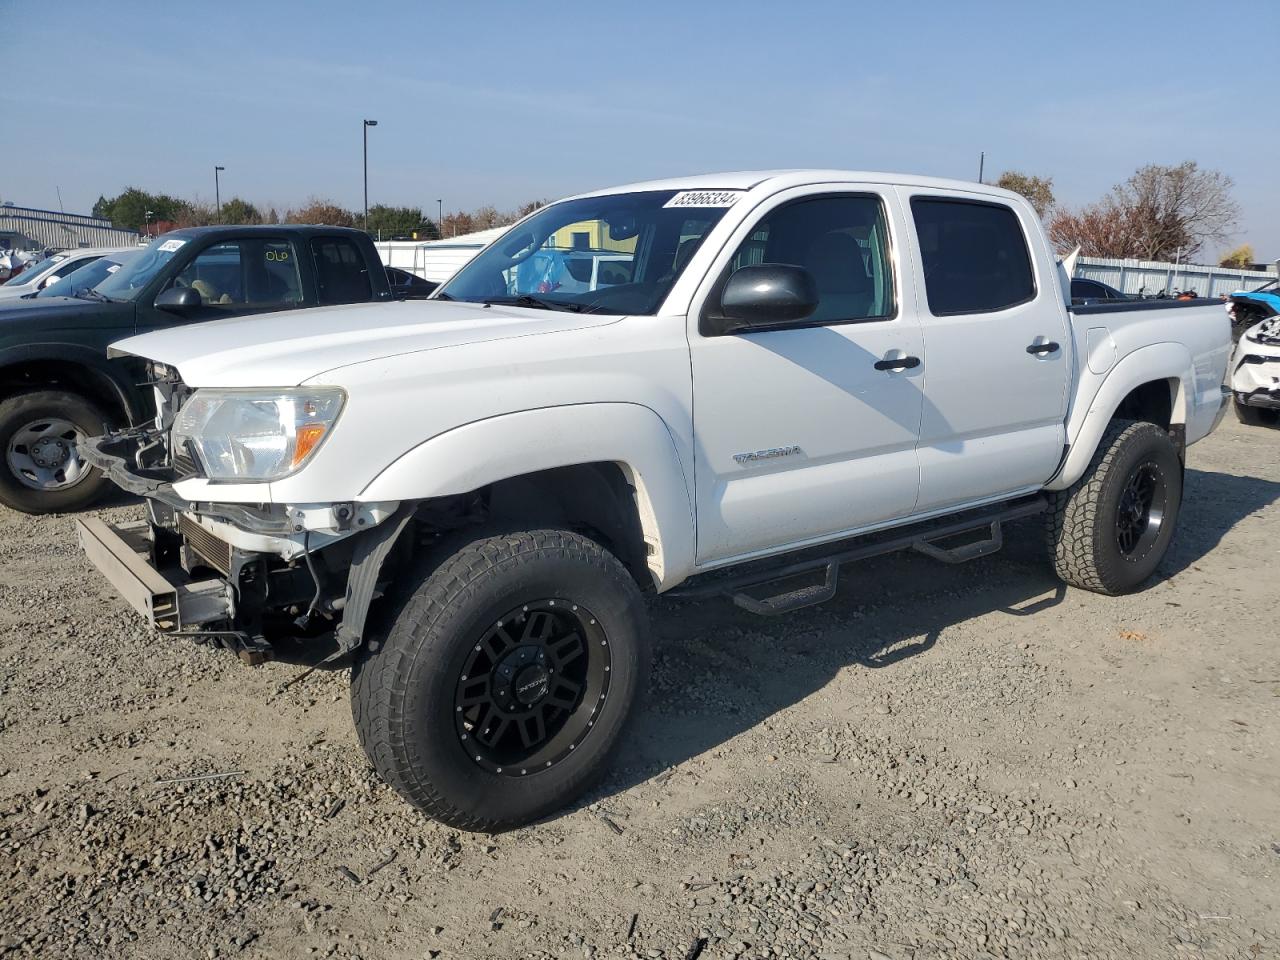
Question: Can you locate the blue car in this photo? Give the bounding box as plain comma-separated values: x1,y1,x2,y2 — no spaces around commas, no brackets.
1228,278,1280,338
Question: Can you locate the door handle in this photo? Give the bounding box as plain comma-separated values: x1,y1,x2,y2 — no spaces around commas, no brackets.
874,355,921,371
1026,341,1060,355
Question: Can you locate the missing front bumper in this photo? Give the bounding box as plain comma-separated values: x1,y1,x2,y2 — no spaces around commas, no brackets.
76,516,233,632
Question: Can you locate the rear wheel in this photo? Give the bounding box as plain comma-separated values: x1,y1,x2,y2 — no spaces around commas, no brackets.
1044,419,1183,595
0,390,110,514
351,529,650,831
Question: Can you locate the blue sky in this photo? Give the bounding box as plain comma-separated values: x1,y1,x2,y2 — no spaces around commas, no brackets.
3,0,1276,260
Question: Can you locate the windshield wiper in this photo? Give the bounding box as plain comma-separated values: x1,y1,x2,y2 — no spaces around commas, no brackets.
482,294,583,313
74,288,113,303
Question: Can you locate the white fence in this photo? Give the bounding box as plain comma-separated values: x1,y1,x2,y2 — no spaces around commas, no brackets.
375,227,509,284
1075,256,1277,299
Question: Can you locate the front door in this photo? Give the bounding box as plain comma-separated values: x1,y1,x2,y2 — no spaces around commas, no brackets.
689,189,925,565
903,191,1072,512
137,237,306,333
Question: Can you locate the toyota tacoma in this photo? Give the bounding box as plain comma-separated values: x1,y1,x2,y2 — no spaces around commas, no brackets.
76,171,1232,830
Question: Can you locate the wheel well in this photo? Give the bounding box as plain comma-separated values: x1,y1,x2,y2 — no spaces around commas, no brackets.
414,463,652,588
1113,379,1175,430
0,360,130,424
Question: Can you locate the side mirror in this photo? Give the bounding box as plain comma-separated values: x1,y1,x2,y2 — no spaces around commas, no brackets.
40,275,59,289
154,285,203,314
708,263,819,334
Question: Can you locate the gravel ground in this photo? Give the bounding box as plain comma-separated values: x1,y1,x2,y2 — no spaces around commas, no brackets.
1,418,1277,960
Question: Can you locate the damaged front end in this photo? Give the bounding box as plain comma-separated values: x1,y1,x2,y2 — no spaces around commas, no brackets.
1233,317,1280,412
77,364,410,663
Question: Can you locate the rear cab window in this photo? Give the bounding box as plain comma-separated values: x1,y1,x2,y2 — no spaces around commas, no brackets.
910,197,1035,315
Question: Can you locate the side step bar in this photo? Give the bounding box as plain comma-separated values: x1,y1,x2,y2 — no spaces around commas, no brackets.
670,498,1046,616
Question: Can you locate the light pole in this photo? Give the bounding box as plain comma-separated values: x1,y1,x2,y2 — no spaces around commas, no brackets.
214,165,225,219
436,198,442,238
363,119,378,229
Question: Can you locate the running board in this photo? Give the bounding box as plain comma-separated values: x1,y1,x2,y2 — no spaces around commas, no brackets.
673,498,1045,617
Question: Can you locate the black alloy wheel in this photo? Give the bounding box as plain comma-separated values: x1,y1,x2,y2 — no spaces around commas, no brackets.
350,529,650,832
1114,462,1167,561
455,599,611,776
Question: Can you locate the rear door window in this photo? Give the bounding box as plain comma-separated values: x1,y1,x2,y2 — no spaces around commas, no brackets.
911,198,1035,315
311,237,372,305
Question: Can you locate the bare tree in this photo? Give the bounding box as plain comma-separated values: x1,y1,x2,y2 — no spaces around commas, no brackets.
1047,199,1142,258
995,171,1055,219
1117,162,1238,261
1047,161,1238,261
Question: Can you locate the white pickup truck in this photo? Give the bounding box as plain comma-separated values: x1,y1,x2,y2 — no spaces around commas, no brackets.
78,170,1232,831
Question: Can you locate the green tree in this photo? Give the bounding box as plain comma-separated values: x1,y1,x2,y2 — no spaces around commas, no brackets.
218,197,263,225
365,204,433,238
96,188,184,231
995,171,1055,219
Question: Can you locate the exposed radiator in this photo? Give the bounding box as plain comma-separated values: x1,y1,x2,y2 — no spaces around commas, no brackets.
178,514,232,577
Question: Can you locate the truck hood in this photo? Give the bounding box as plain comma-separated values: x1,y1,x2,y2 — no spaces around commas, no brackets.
109,300,622,387
0,296,133,325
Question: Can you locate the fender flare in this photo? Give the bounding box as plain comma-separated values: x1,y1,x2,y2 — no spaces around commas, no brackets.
0,342,143,423
357,402,696,589
1046,342,1191,491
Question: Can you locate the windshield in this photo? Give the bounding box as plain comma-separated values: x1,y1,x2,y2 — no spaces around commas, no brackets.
95,239,187,301
437,189,734,315
3,254,65,286
1249,279,1277,294
38,252,137,298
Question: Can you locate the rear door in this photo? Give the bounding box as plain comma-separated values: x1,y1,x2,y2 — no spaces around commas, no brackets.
689,187,925,564
310,235,375,305
903,191,1071,513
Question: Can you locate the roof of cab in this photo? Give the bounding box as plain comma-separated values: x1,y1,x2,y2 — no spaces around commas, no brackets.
572,169,1025,205
151,224,371,243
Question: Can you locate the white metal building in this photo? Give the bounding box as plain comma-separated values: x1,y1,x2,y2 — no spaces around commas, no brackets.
375,226,508,284
0,204,139,251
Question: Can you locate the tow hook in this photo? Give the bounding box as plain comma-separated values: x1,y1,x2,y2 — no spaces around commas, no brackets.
334,502,355,531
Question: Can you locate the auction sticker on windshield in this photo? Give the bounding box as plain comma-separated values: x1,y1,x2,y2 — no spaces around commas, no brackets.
664,190,743,208
157,239,187,253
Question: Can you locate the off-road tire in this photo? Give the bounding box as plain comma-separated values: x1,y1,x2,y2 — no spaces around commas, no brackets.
350,529,650,832
1044,419,1182,595
1233,400,1275,427
0,390,110,514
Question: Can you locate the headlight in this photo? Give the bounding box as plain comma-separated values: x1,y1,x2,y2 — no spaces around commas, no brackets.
173,388,345,481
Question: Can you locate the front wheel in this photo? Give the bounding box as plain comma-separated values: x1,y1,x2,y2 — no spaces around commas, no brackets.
351,529,650,831
1044,419,1183,595
0,390,111,514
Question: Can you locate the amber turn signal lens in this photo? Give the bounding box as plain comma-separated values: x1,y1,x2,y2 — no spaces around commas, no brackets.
293,423,327,466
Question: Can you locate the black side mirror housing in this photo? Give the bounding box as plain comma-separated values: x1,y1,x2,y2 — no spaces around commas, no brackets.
154,285,203,314
705,263,819,335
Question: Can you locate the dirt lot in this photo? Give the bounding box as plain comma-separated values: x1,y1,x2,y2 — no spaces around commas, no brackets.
1,418,1277,960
